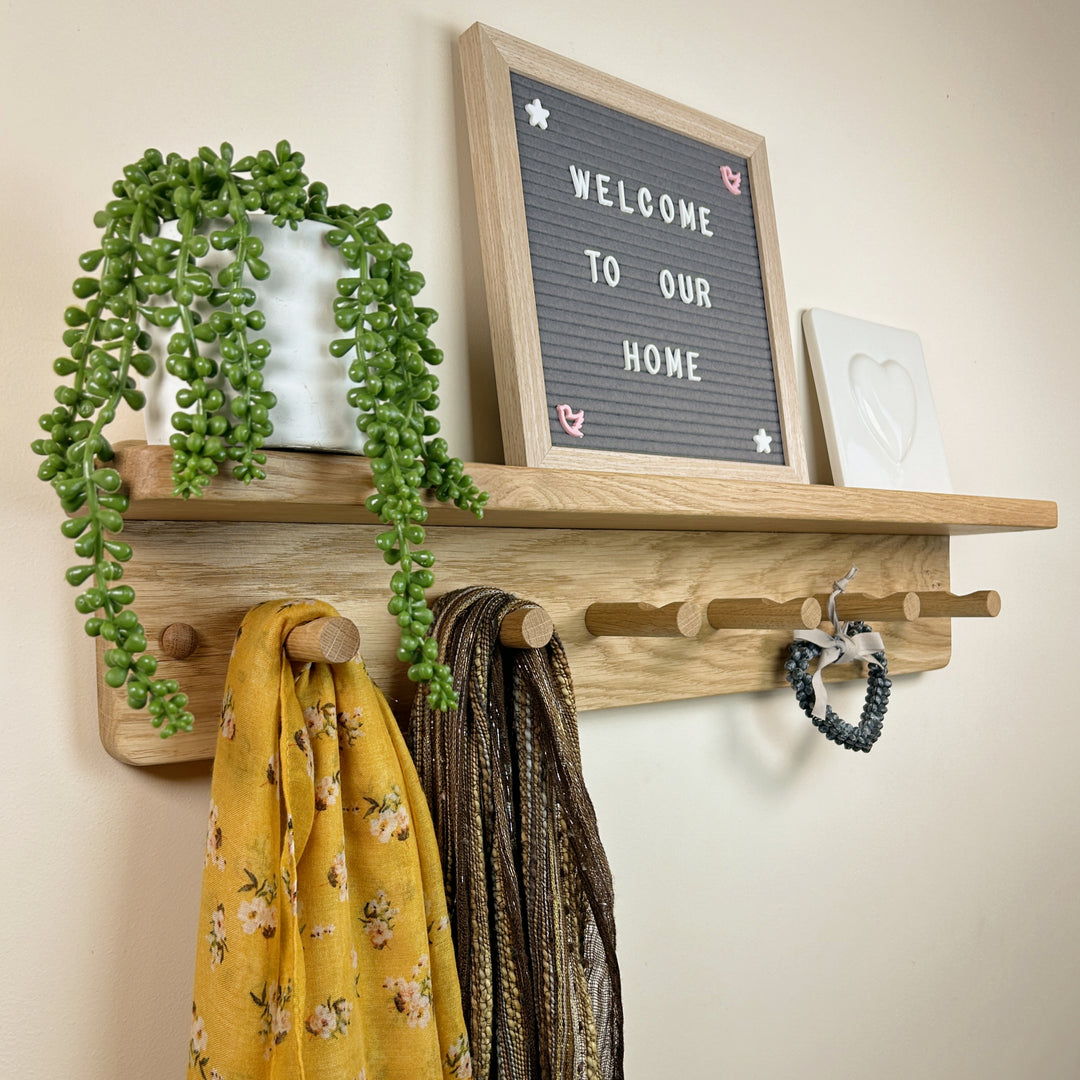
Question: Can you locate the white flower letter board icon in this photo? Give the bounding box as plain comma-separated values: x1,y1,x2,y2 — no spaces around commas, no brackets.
802,309,952,493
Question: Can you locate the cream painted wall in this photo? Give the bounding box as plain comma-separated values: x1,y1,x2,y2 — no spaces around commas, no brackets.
3,0,1078,1076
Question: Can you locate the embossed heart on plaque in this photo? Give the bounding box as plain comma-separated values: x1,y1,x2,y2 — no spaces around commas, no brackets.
848,353,917,464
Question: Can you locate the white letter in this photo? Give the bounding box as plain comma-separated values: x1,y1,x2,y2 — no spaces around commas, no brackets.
569,165,591,199
623,339,640,372
665,347,683,378
698,206,712,236
658,268,675,299
678,273,694,304
638,186,654,217
595,173,614,207
679,199,696,230
584,249,601,283
686,351,701,381
617,180,635,214
695,276,711,308
602,255,620,287
659,193,675,223
643,344,661,375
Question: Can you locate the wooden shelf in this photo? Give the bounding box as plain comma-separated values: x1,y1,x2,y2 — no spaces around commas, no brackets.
114,442,1057,535
98,442,1056,766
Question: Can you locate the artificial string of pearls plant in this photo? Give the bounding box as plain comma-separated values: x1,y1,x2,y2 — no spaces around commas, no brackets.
32,141,487,736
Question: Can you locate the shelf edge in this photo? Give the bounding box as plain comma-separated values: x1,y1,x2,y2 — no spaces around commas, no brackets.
113,442,1058,535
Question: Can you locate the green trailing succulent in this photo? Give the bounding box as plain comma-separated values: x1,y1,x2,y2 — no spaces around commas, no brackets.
33,141,487,735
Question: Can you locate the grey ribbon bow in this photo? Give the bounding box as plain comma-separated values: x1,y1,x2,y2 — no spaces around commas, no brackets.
793,567,885,721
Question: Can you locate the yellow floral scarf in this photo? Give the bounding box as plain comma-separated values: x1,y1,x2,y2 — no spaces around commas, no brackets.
189,598,471,1080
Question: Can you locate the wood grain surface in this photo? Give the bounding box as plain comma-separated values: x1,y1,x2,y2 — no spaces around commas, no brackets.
113,442,1057,535
100,522,952,765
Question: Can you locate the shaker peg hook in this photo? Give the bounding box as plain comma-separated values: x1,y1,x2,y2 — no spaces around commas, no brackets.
500,604,555,648
160,622,199,660
706,596,822,630
585,600,702,638
812,591,921,623
159,616,361,664
914,590,1001,618
284,616,361,663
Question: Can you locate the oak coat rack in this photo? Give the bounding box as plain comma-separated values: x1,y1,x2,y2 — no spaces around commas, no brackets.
97,442,1056,766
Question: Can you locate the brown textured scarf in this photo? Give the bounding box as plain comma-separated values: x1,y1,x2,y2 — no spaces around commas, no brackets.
408,586,624,1080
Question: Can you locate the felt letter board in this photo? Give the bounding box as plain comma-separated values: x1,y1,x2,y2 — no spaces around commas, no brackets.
460,23,807,482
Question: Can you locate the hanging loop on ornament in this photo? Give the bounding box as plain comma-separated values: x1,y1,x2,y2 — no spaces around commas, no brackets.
785,567,892,753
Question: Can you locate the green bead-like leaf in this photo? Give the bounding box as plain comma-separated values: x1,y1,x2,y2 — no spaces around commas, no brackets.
43,147,491,730
104,666,127,689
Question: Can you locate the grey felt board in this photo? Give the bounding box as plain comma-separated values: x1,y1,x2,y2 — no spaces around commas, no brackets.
509,71,785,465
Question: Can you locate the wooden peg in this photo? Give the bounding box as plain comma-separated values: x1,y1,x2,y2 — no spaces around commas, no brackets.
160,622,199,659
585,600,702,638
706,596,823,630
159,616,359,664
914,590,1001,618
284,616,361,663
813,591,921,622
500,604,554,649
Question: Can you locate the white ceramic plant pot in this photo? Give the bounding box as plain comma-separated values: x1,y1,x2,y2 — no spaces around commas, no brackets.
141,215,364,453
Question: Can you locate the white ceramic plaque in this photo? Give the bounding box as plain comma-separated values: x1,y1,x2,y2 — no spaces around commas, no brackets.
802,308,952,492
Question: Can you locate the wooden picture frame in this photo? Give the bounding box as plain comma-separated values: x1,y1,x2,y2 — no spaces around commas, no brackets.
459,22,808,482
